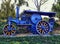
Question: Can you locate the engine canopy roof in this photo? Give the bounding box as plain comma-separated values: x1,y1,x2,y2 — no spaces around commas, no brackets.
24,10,56,17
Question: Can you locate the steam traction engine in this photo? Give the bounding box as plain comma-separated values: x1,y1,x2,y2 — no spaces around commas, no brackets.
3,6,56,36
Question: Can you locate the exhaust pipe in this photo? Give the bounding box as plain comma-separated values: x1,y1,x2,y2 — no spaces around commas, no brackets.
16,6,19,19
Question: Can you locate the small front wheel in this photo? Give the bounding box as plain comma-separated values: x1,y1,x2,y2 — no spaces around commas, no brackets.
3,24,16,36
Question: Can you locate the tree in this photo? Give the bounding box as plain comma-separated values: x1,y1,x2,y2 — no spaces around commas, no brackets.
52,0,60,20
15,0,27,6
33,0,48,11
0,0,15,19
0,0,25,19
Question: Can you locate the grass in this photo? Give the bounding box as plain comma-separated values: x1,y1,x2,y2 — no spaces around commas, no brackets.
0,36,60,44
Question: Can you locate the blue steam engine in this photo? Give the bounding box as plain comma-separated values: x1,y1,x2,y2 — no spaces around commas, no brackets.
3,6,56,36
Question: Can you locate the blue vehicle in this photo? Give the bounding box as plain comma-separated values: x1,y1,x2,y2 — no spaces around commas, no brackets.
3,6,56,36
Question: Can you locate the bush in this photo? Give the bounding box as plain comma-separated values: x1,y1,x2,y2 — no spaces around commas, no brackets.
10,41,20,44
21,41,29,44
43,17,49,21
0,36,60,44
0,22,6,35
54,22,60,28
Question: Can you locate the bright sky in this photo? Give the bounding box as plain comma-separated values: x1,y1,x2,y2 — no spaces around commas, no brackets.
0,0,57,12
21,0,56,11
0,0,2,9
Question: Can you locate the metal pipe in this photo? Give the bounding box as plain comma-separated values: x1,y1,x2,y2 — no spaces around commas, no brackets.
16,6,19,19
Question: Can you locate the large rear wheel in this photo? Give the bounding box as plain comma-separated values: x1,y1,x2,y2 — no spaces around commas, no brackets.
36,21,50,35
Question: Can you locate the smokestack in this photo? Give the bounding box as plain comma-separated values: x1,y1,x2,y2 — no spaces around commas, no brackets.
16,6,19,19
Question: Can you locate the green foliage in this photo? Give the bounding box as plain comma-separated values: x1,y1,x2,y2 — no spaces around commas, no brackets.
0,0,25,19
0,0,15,19
52,0,60,20
18,0,25,6
21,41,29,44
10,41,20,44
0,36,60,44
54,22,60,28
43,17,49,21
0,22,6,35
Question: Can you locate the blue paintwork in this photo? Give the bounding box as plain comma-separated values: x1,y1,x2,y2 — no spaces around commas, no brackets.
7,6,56,35
16,6,19,19
31,14,42,24
48,18,55,31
